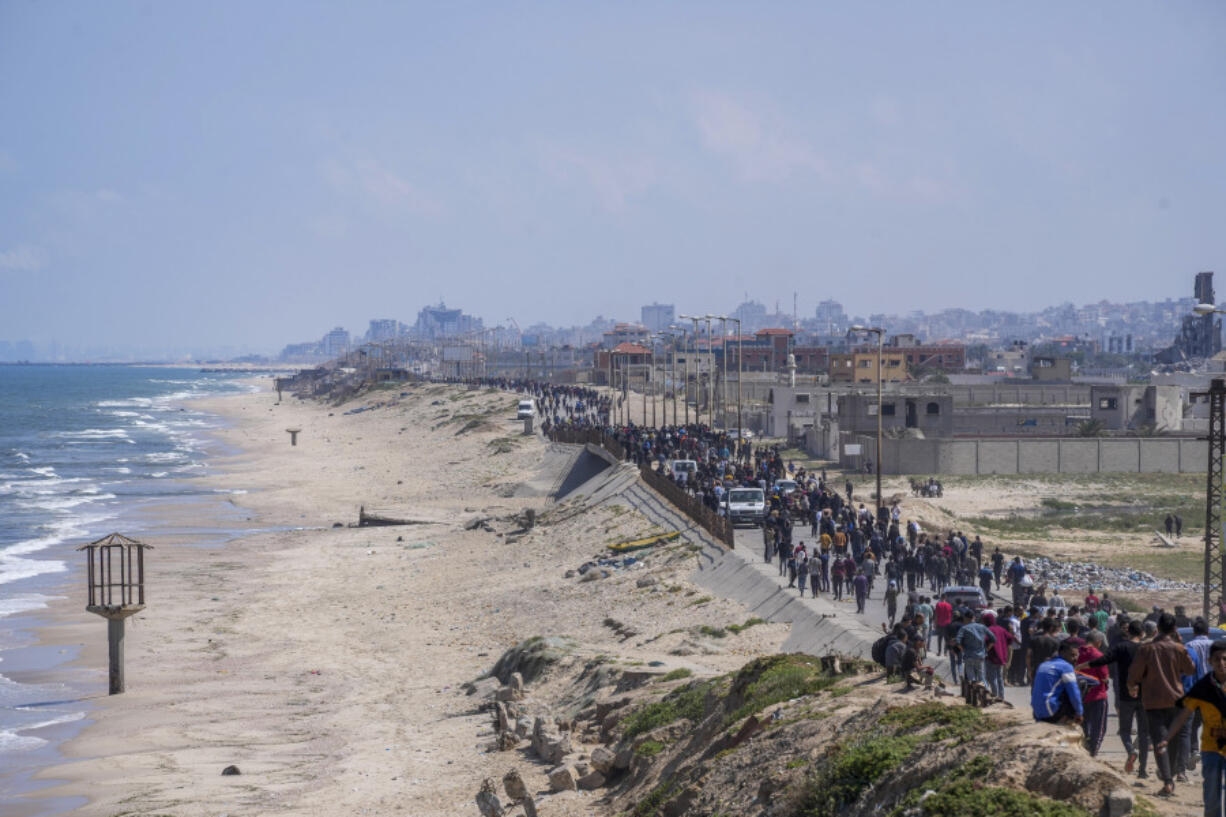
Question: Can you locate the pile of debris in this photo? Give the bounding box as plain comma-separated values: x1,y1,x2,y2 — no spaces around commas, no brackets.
1027,555,1199,593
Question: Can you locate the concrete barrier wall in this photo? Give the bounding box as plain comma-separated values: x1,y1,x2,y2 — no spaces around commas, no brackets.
691,544,879,661
863,436,1208,475
1019,440,1059,473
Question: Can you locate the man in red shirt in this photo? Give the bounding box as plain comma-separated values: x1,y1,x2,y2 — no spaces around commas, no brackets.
933,597,953,655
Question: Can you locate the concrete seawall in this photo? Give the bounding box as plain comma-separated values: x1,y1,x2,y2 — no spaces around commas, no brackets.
691,542,881,660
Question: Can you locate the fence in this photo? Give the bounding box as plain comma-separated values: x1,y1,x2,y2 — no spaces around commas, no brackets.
547,428,735,548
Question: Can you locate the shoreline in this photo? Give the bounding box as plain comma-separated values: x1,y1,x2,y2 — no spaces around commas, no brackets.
16,382,786,816
1,377,276,815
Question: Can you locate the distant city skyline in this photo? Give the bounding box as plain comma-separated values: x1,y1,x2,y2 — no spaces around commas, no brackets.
2,3,1223,355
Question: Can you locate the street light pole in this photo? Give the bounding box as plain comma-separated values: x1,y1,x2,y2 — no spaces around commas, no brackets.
729,317,743,460
679,315,702,426
852,324,885,523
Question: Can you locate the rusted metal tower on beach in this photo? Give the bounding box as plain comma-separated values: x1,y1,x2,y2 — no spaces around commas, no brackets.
78,533,151,694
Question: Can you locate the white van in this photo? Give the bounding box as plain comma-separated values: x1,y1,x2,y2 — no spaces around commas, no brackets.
667,459,698,484
724,487,766,527
516,399,535,419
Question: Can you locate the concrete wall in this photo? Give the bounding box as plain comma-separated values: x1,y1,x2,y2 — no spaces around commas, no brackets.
841,434,1207,475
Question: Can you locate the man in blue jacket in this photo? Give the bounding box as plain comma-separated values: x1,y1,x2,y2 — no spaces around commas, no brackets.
1032,640,1085,725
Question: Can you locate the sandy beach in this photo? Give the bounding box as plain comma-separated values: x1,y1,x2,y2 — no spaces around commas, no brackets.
22,382,785,816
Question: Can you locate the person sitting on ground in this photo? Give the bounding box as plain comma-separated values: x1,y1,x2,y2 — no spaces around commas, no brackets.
1032,639,1085,725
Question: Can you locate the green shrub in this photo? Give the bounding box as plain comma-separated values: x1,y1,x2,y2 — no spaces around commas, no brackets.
803,735,917,817
698,625,728,639
726,617,767,634
660,668,693,682
879,702,991,742
914,781,1090,817
633,778,677,817
622,680,715,739
635,739,667,757
725,654,841,726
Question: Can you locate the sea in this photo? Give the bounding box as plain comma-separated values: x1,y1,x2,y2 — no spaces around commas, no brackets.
0,365,266,812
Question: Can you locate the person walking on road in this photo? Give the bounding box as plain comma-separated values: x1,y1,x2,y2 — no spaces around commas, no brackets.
1128,613,1197,799
956,610,994,687
853,570,869,614
1156,640,1226,817
1085,620,1148,777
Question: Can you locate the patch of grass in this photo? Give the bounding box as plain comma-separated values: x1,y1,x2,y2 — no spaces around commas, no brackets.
801,735,918,817
632,777,677,817
698,625,728,639
688,595,714,606
621,678,718,739
786,756,809,769
1131,797,1159,817
487,437,518,454
634,739,667,757
726,617,767,634
879,701,992,742
660,667,693,682
724,654,842,726
909,780,1090,817
1040,497,1079,511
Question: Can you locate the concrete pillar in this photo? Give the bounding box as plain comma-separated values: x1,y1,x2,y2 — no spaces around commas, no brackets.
108,617,125,695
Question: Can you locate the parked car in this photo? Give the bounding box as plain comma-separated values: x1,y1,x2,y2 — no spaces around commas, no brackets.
516,399,535,419
773,479,799,496
941,585,989,612
1179,627,1226,645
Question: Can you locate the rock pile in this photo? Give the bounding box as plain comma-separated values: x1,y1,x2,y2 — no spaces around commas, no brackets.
1027,555,1199,593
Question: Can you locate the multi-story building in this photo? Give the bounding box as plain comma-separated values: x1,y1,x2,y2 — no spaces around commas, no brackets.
600,322,650,349
413,302,483,339
365,319,401,342
828,349,909,384
640,303,675,332
322,327,350,358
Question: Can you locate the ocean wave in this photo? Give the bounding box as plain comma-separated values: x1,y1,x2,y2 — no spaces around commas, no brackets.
142,451,186,463
96,397,154,408
0,711,87,753
16,492,116,512
0,592,58,619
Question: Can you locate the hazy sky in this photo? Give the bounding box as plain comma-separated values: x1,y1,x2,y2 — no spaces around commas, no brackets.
2,2,1224,354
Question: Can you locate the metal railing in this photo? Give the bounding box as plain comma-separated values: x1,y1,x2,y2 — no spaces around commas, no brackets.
547,428,734,548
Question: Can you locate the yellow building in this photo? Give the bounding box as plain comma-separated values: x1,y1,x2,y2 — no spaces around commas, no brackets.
828,350,909,384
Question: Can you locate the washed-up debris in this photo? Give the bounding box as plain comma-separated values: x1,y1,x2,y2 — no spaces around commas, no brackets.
575,556,640,576
1026,555,1200,594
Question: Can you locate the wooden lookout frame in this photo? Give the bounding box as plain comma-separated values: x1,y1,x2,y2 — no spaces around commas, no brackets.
77,532,151,616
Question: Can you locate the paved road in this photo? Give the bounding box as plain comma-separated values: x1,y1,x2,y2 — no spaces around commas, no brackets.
729,525,1147,773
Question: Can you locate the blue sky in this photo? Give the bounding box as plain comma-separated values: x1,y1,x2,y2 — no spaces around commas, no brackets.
2,2,1224,355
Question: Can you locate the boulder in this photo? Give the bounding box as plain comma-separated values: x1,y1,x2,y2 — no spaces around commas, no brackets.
1103,788,1134,817
495,686,523,702
613,746,634,771
539,733,571,764
475,778,505,817
502,769,528,802
636,576,657,588
509,672,525,693
576,770,606,791
548,765,577,792
466,677,501,699
515,717,533,738
590,746,617,775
